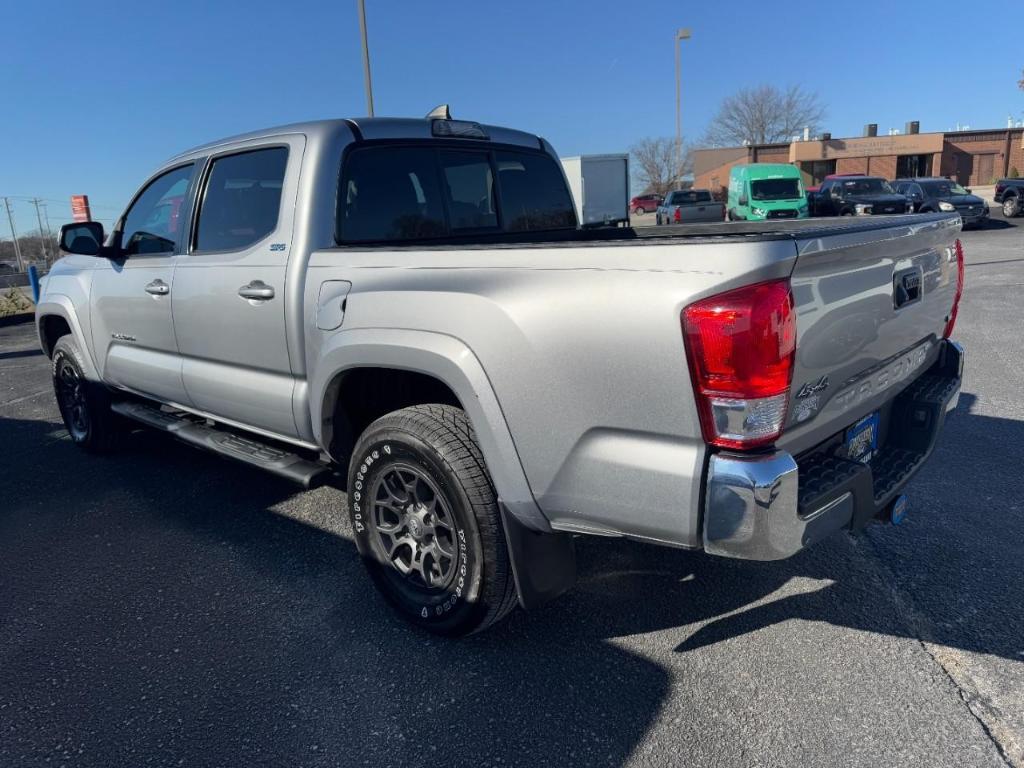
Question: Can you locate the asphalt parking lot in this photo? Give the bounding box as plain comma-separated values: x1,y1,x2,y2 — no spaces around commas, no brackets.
1,216,1022,768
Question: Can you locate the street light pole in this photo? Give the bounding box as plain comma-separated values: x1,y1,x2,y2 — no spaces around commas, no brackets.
675,28,692,183
357,0,375,117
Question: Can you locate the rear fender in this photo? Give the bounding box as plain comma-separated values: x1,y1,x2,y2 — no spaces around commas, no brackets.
311,327,549,534
312,328,576,609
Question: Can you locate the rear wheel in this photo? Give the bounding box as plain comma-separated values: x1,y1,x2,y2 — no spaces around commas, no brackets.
633,206,644,216
347,404,518,636
1003,195,1020,218
51,336,123,453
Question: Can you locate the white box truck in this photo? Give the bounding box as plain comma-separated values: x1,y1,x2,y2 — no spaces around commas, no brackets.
560,154,630,227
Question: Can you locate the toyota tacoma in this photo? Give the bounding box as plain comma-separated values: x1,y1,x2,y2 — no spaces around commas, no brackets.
38,111,965,635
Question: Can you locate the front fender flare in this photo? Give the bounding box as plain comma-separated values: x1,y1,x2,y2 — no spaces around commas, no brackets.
35,295,100,381
311,327,550,534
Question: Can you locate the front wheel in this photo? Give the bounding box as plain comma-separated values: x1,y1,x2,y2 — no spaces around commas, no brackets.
51,336,124,453
347,404,518,636
1003,196,1020,218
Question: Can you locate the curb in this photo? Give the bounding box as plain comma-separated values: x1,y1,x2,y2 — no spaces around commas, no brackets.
0,313,35,328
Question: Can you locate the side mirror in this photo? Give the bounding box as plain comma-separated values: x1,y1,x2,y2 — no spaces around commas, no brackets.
965,188,972,194
738,195,748,206
59,221,106,256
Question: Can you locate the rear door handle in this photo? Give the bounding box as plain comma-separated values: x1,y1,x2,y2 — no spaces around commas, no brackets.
238,280,275,301
144,279,170,296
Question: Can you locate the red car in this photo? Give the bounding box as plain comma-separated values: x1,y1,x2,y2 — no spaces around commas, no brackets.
630,193,663,214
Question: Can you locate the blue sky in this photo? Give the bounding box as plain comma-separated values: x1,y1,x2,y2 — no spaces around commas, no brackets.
3,0,1022,234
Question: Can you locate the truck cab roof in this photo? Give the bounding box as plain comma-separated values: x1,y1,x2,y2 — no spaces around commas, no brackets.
167,117,545,164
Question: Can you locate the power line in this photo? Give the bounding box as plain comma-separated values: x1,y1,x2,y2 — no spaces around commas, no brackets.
1,195,123,210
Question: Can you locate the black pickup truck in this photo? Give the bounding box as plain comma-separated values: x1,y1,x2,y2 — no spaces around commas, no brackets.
809,176,912,217
994,179,1024,217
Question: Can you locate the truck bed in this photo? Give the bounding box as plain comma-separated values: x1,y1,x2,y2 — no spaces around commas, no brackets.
334,213,959,250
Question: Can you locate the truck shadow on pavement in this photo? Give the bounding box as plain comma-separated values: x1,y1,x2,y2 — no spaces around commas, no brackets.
0,416,668,767
568,392,1023,666
1,389,1019,766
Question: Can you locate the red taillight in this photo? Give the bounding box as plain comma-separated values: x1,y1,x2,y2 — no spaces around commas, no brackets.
682,280,796,450
673,207,681,222
943,238,965,338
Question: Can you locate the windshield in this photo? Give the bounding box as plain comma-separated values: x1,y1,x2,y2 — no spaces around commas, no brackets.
921,181,970,197
751,178,801,201
841,178,894,195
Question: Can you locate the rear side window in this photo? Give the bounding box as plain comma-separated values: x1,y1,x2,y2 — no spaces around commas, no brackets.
494,151,576,232
194,147,288,252
337,145,576,243
339,147,446,242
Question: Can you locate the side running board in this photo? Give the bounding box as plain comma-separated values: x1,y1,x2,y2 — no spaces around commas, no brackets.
111,401,331,489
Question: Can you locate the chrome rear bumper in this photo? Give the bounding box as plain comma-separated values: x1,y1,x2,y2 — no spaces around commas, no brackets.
703,341,963,560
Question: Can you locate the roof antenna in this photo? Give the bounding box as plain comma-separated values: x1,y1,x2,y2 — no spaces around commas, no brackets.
426,104,451,120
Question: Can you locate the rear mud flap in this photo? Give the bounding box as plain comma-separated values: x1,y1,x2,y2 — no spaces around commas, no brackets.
500,506,577,611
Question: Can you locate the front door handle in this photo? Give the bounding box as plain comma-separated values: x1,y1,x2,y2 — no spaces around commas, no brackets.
144,279,170,296
238,280,275,301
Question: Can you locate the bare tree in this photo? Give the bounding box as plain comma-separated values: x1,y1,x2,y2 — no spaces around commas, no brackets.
630,137,692,196
703,84,826,146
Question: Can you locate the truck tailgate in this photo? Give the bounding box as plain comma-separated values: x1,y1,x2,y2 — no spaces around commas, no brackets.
778,214,961,456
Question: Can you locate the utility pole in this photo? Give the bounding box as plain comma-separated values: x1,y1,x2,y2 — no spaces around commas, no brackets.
3,197,25,272
40,202,54,267
674,28,692,183
357,0,375,116
31,198,50,263
41,202,53,242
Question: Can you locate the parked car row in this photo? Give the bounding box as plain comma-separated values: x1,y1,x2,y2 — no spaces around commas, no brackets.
649,167,1001,229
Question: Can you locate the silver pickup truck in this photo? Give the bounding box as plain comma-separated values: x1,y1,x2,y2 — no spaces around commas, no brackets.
655,188,725,224
38,113,965,636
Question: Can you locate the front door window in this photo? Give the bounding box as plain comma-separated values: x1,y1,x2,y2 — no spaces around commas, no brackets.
120,165,194,256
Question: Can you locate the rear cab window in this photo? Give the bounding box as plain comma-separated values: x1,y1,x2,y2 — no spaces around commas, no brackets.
668,190,711,206
337,143,576,244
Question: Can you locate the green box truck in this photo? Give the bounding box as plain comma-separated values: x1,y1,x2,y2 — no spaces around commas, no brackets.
727,164,808,221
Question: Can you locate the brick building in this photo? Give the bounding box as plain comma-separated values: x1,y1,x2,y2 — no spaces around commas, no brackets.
693,127,1024,198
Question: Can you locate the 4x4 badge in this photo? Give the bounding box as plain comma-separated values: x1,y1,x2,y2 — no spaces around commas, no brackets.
797,375,829,399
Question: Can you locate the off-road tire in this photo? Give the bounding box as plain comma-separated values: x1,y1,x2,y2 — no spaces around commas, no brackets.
347,404,518,636
51,335,123,453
